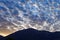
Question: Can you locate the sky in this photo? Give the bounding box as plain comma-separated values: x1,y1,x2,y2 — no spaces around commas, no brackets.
0,0,60,36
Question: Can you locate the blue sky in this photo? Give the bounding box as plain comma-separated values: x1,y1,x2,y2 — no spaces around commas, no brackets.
0,0,60,36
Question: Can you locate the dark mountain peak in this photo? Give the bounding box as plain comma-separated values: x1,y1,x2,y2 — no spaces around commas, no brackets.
6,28,50,36
5,28,51,40
2,28,60,40
0,35,3,38
0,35,4,40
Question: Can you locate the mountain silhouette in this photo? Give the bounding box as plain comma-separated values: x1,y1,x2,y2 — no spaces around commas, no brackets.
0,35,3,38
4,28,50,40
0,35,4,40
3,28,54,40
49,32,60,40
0,28,60,40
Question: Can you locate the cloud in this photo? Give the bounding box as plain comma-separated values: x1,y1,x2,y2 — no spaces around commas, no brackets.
0,0,60,36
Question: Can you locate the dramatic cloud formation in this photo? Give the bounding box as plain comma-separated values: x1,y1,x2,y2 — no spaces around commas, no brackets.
0,0,60,36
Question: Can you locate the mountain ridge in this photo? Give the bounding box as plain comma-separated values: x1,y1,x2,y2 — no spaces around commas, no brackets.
4,28,60,40
0,28,60,40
